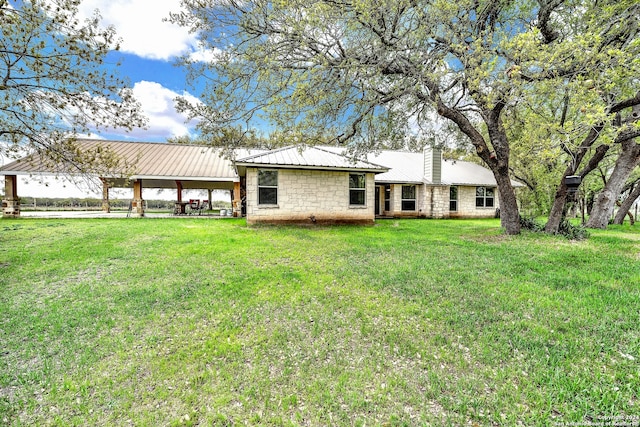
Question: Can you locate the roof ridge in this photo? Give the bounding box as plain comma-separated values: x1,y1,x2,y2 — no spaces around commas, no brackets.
234,145,297,162
312,146,391,169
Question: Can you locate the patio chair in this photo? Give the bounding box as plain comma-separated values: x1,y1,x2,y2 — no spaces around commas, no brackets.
198,200,209,215
188,199,200,215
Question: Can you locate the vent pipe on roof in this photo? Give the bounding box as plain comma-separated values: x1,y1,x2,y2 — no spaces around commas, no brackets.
424,147,442,184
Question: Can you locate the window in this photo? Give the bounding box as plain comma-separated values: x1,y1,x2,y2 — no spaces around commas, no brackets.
475,187,495,208
258,170,278,205
450,186,458,211
401,185,416,211
349,173,366,205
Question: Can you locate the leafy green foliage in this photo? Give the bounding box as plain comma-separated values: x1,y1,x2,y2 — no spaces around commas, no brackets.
520,215,590,240
170,0,639,234
557,219,591,240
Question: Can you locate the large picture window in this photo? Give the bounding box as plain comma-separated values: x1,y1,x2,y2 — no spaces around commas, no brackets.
258,169,278,205
475,187,495,208
349,173,366,205
401,185,416,211
450,186,458,211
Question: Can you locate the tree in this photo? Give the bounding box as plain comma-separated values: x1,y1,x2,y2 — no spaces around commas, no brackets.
0,0,145,173
585,137,640,228
613,177,640,225
171,0,639,235
542,90,640,232
167,126,287,153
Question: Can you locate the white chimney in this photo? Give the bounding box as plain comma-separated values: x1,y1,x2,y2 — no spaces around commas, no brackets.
424,147,442,184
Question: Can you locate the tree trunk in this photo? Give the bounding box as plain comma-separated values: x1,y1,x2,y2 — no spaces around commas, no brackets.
613,181,640,225
484,107,521,235
586,139,640,229
434,96,521,234
545,180,569,233
495,172,521,234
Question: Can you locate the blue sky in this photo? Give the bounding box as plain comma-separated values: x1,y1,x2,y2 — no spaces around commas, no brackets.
2,0,212,198
78,0,205,142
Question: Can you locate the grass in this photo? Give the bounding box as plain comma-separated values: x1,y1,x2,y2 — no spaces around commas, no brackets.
0,218,638,426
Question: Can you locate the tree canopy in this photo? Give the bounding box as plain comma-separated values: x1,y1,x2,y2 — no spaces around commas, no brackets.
0,0,146,173
171,0,640,234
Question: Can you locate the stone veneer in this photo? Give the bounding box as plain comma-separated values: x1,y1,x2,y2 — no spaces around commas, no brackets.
245,168,376,225
2,198,20,218
382,183,499,219
449,185,499,218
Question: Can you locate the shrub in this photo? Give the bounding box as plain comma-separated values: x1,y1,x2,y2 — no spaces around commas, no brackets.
519,216,545,232
557,219,590,240
519,216,590,240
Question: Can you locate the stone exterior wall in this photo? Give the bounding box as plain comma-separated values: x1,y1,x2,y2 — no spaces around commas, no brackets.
423,185,451,219
2,198,20,218
449,185,500,218
245,168,376,225
381,183,499,219
383,183,429,218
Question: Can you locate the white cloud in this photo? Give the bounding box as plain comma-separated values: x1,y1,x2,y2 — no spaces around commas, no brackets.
127,81,200,139
78,0,198,60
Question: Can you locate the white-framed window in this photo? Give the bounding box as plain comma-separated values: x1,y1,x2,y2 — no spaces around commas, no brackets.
401,185,416,211
258,169,278,205
476,187,495,208
450,186,458,211
349,173,366,205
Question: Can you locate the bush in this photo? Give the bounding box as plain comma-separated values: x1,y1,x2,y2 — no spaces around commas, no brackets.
519,216,590,240
519,216,545,232
557,219,590,240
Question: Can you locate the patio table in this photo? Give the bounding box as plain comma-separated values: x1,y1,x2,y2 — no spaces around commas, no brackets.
174,201,189,215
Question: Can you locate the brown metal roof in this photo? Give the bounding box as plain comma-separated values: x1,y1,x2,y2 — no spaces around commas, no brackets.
0,139,238,182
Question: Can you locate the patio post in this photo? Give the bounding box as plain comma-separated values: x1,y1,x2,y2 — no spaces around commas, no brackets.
2,175,20,218
176,180,183,202
233,181,241,217
100,178,110,213
131,179,145,217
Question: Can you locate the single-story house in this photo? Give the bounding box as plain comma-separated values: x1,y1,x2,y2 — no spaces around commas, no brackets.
1,139,521,224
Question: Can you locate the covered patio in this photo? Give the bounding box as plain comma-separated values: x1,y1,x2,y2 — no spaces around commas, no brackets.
1,139,244,218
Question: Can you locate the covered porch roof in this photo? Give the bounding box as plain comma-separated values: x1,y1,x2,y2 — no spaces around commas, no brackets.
0,139,240,190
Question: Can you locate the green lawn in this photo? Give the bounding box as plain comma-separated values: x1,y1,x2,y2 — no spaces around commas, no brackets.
1,218,638,426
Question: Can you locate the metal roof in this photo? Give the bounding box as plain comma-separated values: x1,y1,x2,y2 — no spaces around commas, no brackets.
366,151,426,184
235,145,388,173
1,140,520,188
0,139,238,182
322,147,521,187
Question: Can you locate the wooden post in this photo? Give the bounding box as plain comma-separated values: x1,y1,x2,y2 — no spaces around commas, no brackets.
132,179,145,217
176,180,183,202
233,181,241,217
2,175,20,218
101,178,110,213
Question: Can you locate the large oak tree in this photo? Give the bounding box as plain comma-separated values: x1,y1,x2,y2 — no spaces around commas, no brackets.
172,0,639,235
